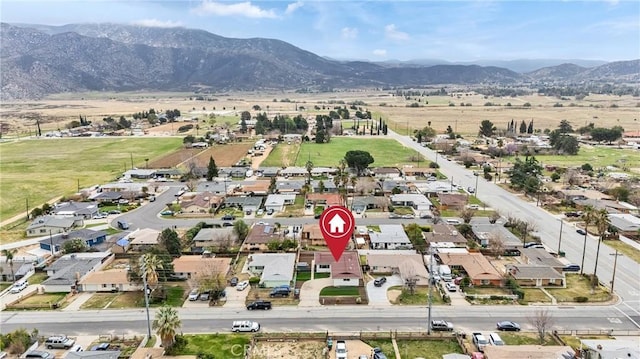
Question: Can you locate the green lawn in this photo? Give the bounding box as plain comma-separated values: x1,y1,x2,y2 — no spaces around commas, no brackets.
506,146,640,170
0,283,12,291
173,334,251,358
546,274,611,302
500,332,557,346
288,137,426,167
604,240,640,264
260,142,300,167
319,286,359,296
520,288,552,304
296,272,330,282
391,286,445,305
366,339,462,359
80,293,120,310
0,137,182,222
28,272,48,284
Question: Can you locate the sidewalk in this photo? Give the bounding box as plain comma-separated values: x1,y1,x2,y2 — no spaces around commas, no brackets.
62,292,94,311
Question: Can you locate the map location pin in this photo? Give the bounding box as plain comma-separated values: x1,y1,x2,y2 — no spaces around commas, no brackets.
319,206,355,261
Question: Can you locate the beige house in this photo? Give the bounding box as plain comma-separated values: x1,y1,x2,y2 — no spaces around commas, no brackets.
314,251,362,287
300,223,326,247
506,264,565,288
171,255,232,280
242,223,281,251
438,252,503,287
367,253,429,285
79,269,140,292
180,192,223,213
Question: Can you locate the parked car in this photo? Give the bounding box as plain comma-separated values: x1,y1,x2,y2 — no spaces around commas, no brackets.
188,289,200,301
199,291,211,301
229,277,239,286
45,336,75,349
467,187,475,193
236,280,249,291
372,347,389,359
388,213,401,219
266,208,274,215
246,300,272,310
488,332,505,346
93,213,107,219
430,320,454,331
222,215,236,221
269,285,291,298
245,209,252,215
256,209,264,215
108,210,121,215
222,222,233,227
563,264,581,272
10,281,28,294
373,277,387,287
496,320,521,331
576,229,587,235
231,320,260,332
401,214,415,219
160,210,174,216
445,282,457,292
90,343,111,351
25,351,54,359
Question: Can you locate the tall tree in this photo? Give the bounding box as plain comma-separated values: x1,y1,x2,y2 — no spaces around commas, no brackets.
519,120,527,134
206,156,218,181
593,209,610,277
305,160,313,185
159,228,181,257
527,120,534,134
344,150,375,176
528,308,554,345
139,253,164,288
153,306,182,349
479,120,496,137
233,220,249,242
558,120,573,133
2,249,17,281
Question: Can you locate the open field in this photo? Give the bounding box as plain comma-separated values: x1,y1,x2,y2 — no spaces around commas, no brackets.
2,91,637,138
0,137,182,222
148,143,253,168
508,145,640,170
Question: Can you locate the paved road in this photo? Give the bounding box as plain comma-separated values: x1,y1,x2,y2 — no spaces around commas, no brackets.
2,305,638,335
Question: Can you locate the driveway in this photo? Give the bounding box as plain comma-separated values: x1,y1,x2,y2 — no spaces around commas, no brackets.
366,275,403,306
298,278,332,307
440,281,470,306
223,285,250,308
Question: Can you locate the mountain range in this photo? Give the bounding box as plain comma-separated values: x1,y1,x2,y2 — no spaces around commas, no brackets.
1,23,639,100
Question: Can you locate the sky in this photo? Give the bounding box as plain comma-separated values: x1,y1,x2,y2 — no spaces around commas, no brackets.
1,0,639,62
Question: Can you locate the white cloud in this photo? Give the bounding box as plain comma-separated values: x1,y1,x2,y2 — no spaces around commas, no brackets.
192,1,277,19
341,27,358,40
384,24,409,41
285,1,304,15
372,49,387,57
131,19,182,28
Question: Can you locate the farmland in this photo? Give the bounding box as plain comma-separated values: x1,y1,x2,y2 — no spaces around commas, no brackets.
0,137,182,222
150,143,253,168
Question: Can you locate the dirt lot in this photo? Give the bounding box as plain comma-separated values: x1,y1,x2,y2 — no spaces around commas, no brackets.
149,148,203,168
249,339,374,359
191,143,253,167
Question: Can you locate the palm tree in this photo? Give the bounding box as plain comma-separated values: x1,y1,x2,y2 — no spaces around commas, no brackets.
349,176,358,208
139,253,164,288
580,206,595,275
2,249,17,281
152,306,182,349
305,160,313,185
593,209,610,277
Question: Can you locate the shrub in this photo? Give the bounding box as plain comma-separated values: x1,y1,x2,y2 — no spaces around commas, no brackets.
248,276,261,285
575,296,589,303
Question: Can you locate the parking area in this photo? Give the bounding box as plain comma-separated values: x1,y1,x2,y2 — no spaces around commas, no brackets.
366,275,403,306
223,285,250,308
35,335,100,356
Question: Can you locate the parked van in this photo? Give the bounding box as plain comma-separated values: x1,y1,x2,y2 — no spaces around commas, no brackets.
117,220,129,230
231,321,260,332
445,218,461,225
438,265,452,282
488,332,504,346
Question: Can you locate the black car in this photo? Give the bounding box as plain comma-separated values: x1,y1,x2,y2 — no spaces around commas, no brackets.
246,300,272,310
496,321,521,331
221,215,236,221
563,264,581,272
229,277,239,286
373,277,387,287
90,343,111,351
372,347,388,359
576,229,587,235
222,222,233,227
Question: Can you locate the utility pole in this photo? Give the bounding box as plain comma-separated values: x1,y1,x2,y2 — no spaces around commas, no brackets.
474,172,479,197
557,219,563,255
26,198,30,221
593,235,603,277
580,232,588,275
49,230,55,256
427,247,434,334
610,250,619,293
141,265,152,339
77,179,80,193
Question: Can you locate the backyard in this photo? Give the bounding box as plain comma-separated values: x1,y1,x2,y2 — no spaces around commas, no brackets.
366,338,462,359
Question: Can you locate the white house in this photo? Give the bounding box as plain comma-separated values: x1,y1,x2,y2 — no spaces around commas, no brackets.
369,224,413,250
78,269,140,292
246,253,296,288
390,193,431,211
314,251,362,287
264,194,297,213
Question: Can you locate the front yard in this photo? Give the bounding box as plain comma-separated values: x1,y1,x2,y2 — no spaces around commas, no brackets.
171,334,252,358
520,288,552,304
546,274,612,303
80,285,185,309
499,332,557,346
390,286,446,305
366,338,463,359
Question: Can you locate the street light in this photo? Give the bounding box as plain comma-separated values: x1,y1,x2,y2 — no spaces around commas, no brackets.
580,231,588,275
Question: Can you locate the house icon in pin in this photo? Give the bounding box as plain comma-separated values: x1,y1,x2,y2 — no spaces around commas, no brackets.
328,214,345,233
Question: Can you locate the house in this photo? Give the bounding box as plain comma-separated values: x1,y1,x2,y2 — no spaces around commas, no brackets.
417,181,455,197
300,223,325,246
381,179,412,194
482,345,575,359
574,198,638,214
123,169,157,179
471,221,523,249
246,253,296,287
390,193,431,211
437,193,468,210
172,255,232,280
352,196,384,214
42,252,113,293
311,167,337,177
191,227,237,253
280,167,307,177
521,248,565,273
367,253,429,286
425,224,467,247
372,167,402,179
91,191,123,203
557,189,609,202
196,181,230,196
438,252,503,286
100,182,147,193
39,229,107,253
276,180,305,194
222,196,263,213
369,224,413,250
306,193,343,207
608,213,640,237
314,251,362,287
402,166,436,178
0,254,39,282
241,181,271,196
154,168,182,179
257,167,280,177
311,179,338,193
26,215,83,237
264,194,297,213
580,339,640,359
242,223,281,251
180,192,223,213
52,201,99,219
78,269,140,292
506,264,565,287
282,134,302,143
128,228,161,251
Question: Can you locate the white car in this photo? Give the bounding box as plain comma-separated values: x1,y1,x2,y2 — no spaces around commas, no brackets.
10,281,28,294
188,289,200,301
445,282,457,292
236,280,249,291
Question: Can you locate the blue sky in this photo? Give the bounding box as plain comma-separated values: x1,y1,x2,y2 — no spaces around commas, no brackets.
2,0,639,62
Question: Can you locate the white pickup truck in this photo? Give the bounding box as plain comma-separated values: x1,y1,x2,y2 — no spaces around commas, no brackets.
472,332,489,352
335,340,347,359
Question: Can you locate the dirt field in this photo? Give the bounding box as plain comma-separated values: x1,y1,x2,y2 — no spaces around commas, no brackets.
191,143,253,167
1,91,637,137
149,148,203,168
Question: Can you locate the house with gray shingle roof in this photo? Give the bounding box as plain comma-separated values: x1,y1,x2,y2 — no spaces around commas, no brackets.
26,215,83,237
506,264,565,287
246,253,296,288
369,224,413,250
39,228,107,253
42,252,112,292
52,201,99,219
